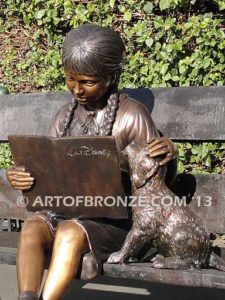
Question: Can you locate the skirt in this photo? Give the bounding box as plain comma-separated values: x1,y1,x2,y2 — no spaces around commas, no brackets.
24,210,131,280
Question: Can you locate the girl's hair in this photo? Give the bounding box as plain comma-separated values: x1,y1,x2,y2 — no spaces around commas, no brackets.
60,24,125,137
62,23,125,81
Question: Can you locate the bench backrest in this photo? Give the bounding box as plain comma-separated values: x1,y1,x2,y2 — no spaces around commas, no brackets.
1,87,225,141
0,86,225,233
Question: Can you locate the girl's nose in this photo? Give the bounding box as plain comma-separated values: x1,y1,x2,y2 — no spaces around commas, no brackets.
73,82,84,96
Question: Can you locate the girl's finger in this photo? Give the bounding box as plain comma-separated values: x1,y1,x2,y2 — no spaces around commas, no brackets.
10,176,34,182
14,185,32,191
148,145,168,154
149,148,169,158
147,137,162,146
13,182,33,190
7,171,31,177
159,154,173,166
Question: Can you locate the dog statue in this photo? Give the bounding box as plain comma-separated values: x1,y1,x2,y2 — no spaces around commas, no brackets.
107,142,225,270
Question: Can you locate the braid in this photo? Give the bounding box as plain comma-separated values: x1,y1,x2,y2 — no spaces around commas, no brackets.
59,98,77,137
59,93,119,137
100,93,119,136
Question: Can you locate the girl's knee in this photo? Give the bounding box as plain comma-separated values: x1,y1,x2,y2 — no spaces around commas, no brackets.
20,217,52,246
56,221,87,246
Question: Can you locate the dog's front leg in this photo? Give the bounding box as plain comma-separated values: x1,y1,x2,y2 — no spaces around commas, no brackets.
107,226,145,264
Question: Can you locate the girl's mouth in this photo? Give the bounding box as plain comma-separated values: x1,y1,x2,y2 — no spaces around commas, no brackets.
76,97,88,103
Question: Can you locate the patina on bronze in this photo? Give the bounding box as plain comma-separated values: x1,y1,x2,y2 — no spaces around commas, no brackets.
108,142,225,271
9,135,127,219
6,24,178,300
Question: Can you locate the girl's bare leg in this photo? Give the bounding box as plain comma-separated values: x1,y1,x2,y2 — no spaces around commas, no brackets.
17,218,54,294
41,220,89,300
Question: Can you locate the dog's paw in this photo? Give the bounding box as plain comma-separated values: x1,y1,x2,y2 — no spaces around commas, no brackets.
151,254,165,268
151,254,163,263
107,251,124,264
152,259,164,268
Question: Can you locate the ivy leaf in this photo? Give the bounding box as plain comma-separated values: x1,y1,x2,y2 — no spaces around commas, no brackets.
140,65,148,75
201,144,209,160
109,0,115,9
35,10,45,20
144,3,153,14
145,38,153,47
159,0,170,11
203,58,211,69
178,147,185,157
172,76,180,81
191,147,198,155
205,156,211,167
164,73,172,81
179,64,186,74
218,1,225,10
124,11,132,22
64,1,72,9
161,63,169,74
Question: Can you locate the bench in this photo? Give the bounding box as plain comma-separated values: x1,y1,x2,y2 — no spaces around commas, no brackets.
1,86,225,290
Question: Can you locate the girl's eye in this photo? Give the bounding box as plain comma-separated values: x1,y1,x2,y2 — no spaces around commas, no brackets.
83,80,96,86
66,76,74,81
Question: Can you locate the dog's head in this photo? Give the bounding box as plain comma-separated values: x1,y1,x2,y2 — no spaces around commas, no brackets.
123,142,166,189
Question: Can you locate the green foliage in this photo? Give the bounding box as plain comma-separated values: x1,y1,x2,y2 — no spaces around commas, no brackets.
0,143,13,169
0,0,225,173
1,0,225,92
120,15,225,88
214,0,225,11
158,0,186,11
176,142,225,174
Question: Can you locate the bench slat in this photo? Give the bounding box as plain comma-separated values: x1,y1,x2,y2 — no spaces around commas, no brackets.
103,263,225,289
173,174,225,233
1,86,225,141
0,92,68,141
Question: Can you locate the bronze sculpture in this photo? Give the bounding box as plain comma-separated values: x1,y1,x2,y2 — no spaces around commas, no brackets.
108,142,225,271
6,24,177,300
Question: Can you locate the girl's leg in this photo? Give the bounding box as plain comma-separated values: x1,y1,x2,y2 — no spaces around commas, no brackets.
41,220,89,300
17,218,54,295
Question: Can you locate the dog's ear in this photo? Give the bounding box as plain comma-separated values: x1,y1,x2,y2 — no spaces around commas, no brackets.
132,159,159,189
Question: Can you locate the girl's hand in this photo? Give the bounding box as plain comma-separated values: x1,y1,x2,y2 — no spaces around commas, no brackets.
6,165,35,191
147,137,178,166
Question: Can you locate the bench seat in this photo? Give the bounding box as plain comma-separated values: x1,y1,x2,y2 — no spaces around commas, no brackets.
1,231,225,289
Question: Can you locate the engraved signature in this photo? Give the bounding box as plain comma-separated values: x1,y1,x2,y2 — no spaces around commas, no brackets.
67,146,111,158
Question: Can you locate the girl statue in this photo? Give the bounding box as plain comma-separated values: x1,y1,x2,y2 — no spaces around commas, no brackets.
7,24,177,300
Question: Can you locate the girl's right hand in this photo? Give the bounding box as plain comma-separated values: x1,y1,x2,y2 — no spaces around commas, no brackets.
6,165,35,191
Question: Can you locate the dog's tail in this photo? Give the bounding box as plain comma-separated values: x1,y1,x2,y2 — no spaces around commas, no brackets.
209,252,225,271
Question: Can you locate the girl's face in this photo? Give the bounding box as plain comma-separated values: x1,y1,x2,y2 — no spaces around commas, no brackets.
65,69,110,110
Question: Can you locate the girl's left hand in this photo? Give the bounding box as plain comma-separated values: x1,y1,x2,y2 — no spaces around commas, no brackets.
147,137,178,166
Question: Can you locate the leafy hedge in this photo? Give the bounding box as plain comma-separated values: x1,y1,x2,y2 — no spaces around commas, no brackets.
0,0,225,173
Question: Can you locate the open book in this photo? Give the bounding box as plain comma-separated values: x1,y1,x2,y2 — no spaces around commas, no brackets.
8,135,128,219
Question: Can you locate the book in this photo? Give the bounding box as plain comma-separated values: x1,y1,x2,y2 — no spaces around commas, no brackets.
8,135,128,219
